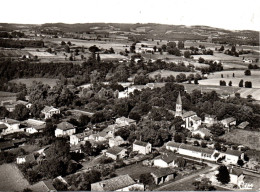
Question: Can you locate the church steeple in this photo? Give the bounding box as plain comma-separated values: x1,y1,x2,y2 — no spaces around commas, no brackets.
175,92,182,117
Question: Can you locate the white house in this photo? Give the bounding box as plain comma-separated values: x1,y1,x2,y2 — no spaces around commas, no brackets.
25,119,46,134
0,118,21,135
229,167,245,186
55,122,76,137
221,117,236,128
166,141,182,152
224,149,243,165
153,153,178,168
182,111,198,129
109,136,126,147
204,114,217,126
105,146,127,160
16,154,36,164
91,174,144,191
41,106,60,119
190,116,202,130
133,140,152,155
70,131,93,145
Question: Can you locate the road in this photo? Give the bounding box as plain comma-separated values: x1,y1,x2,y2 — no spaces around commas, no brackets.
154,166,217,191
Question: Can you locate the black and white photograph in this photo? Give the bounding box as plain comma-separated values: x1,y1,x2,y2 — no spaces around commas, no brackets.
0,0,259,191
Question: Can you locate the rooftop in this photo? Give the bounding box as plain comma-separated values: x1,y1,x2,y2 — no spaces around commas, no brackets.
237,121,249,129
182,111,196,118
92,174,135,191
116,116,136,124
56,122,75,131
225,149,242,157
166,141,182,148
151,168,176,178
180,144,214,155
133,140,150,147
0,124,8,130
191,116,201,121
229,167,243,176
1,118,20,124
193,128,212,136
41,106,59,113
106,146,126,155
221,117,236,124
176,92,182,105
155,152,178,163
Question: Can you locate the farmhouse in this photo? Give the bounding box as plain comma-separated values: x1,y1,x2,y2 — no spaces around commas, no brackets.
0,118,21,135
16,154,36,164
55,122,76,137
151,168,176,185
41,106,60,119
153,153,178,168
204,114,217,126
105,146,127,160
24,119,46,134
166,141,182,152
192,128,212,139
133,140,152,155
221,117,236,128
109,136,125,147
224,149,243,165
91,174,144,191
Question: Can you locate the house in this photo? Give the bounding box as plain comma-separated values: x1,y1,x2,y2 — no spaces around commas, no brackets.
105,146,127,160
109,136,126,147
133,140,152,155
204,114,217,125
221,117,236,128
0,118,21,135
0,124,8,136
190,116,202,130
166,141,182,152
116,116,136,126
70,131,92,145
91,174,144,191
25,119,46,134
151,168,176,185
0,141,15,152
17,154,36,164
178,144,217,161
237,121,249,129
16,100,32,108
224,149,243,165
182,111,198,129
192,128,212,139
41,106,60,119
55,122,76,137
153,153,178,168
229,167,245,186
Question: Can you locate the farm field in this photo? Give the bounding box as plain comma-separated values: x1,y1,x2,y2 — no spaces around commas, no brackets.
0,163,30,191
149,69,199,79
199,70,260,88
10,78,60,88
0,91,17,103
99,53,127,60
221,129,260,150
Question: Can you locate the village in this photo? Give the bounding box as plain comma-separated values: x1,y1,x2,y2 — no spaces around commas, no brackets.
0,21,260,192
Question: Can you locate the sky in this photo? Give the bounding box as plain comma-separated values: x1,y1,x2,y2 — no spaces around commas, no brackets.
1,0,260,31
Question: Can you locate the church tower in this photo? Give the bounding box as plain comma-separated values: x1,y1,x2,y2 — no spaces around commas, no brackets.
175,92,182,117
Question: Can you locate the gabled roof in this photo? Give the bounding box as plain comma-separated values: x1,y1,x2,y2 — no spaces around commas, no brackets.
1,118,20,124
193,128,212,136
151,168,176,178
16,100,29,105
182,111,196,118
155,152,178,163
116,116,136,123
176,92,182,105
56,122,75,131
180,144,214,155
92,174,135,191
166,141,182,148
221,117,236,124
229,167,243,176
0,141,15,150
133,140,150,147
106,146,126,155
30,180,56,192
41,106,59,113
225,149,242,157
205,114,217,119
191,116,201,121
237,121,249,129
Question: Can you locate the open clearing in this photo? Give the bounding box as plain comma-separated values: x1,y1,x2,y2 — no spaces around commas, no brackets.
10,78,60,88
149,69,199,79
221,129,260,150
0,163,29,191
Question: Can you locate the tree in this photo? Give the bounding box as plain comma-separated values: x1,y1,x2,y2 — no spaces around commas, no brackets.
176,157,186,167
174,133,183,143
198,57,205,63
89,45,100,53
67,41,72,46
214,143,221,151
245,81,252,88
139,173,154,185
184,51,191,58
201,142,207,148
11,104,30,121
80,141,92,156
61,41,66,45
65,45,70,53
216,165,230,184
244,69,251,76
239,79,244,87
193,178,216,191
228,81,232,86
0,106,9,118
231,45,236,53
97,53,101,62
237,159,244,167
219,45,224,52
178,41,185,49
115,128,130,140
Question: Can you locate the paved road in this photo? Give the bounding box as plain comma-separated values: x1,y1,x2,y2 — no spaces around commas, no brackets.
154,166,216,191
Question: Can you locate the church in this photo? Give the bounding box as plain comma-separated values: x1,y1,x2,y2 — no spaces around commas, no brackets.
175,92,202,131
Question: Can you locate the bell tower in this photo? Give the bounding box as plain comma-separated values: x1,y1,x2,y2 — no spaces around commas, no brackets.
175,92,182,117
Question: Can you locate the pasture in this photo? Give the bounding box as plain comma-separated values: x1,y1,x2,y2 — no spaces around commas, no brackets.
149,69,199,79
221,129,260,150
10,78,60,88
0,163,30,191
